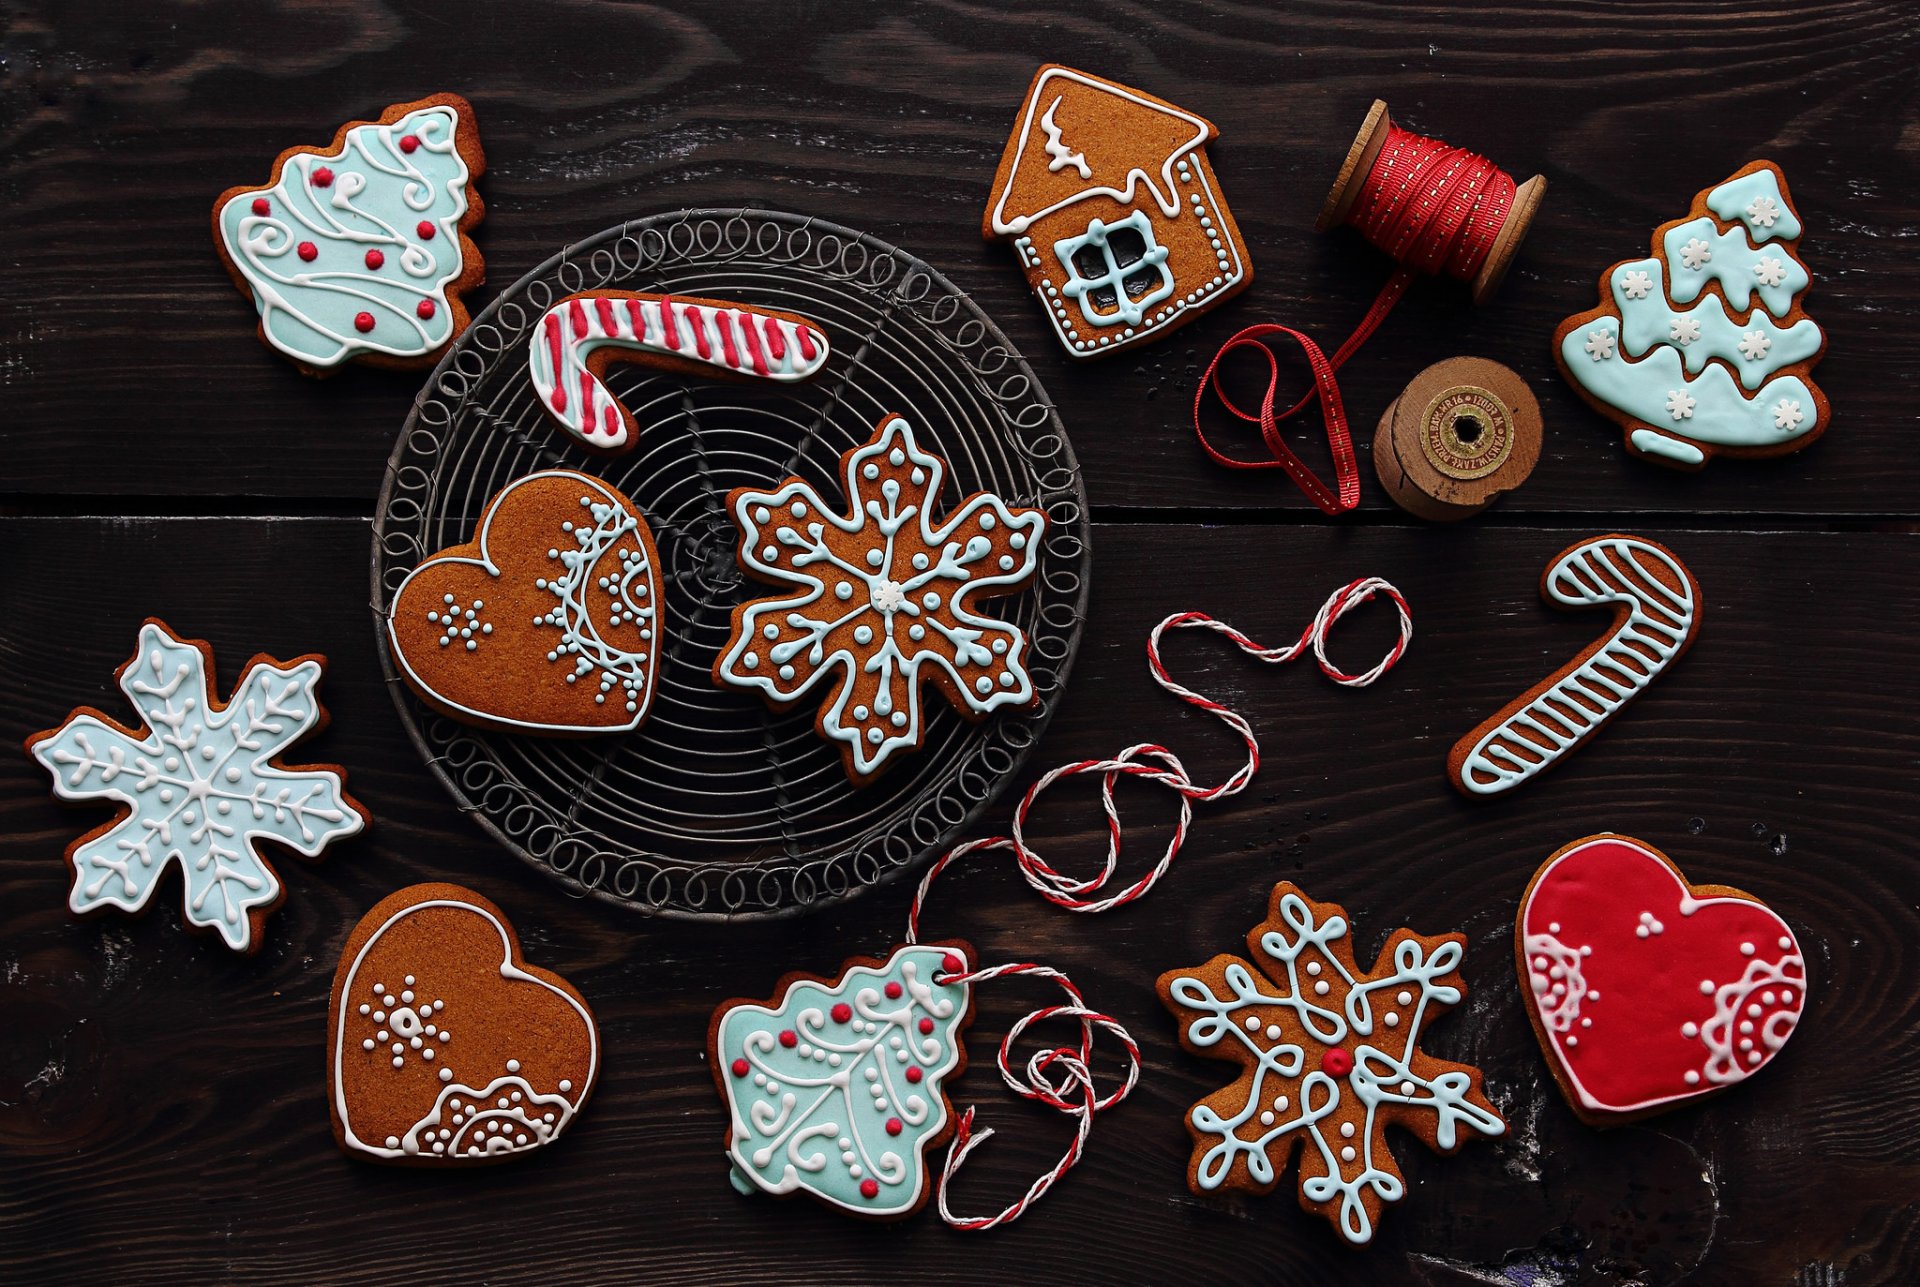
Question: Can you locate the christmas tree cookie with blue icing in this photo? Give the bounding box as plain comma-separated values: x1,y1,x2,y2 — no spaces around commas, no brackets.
710,943,975,1219
213,94,486,376
1554,162,1828,469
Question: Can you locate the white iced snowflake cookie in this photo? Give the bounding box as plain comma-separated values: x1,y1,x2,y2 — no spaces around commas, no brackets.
713,414,1047,784
27,619,367,953
1553,160,1829,469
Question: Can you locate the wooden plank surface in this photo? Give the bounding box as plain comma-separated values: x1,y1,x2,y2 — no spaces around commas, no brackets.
2,2,1917,514
2,517,1916,1284
4,0,1919,1283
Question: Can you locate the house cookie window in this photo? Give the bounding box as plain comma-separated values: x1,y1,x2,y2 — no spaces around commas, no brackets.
1053,212,1173,328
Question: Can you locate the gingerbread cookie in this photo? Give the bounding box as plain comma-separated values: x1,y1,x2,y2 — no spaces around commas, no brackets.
711,943,974,1219
1450,534,1700,797
1158,883,1505,1246
1519,835,1805,1125
25,620,366,954
328,883,598,1164
1555,161,1828,469
984,64,1251,359
387,470,664,735
213,94,486,376
713,414,1047,784
527,292,830,452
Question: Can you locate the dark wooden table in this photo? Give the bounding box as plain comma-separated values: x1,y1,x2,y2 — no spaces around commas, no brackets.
5,3,1917,1283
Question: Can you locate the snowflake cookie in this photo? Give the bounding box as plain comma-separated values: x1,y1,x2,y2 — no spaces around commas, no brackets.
1518,835,1804,1125
27,620,367,953
213,94,486,376
711,943,974,1218
329,883,599,1164
714,415,1047,784
1553,160,1827,470
388,470,665,735
1158,883,1505,1246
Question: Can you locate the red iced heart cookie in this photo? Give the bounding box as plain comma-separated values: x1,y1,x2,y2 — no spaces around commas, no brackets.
387,470,663,734
327,883,599,1164
1518,835,1805,1124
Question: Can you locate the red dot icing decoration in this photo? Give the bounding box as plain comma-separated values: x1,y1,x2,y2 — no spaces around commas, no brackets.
311,166,334,188
353,312,376,334
730,1058,749,1077
884,981,903,1000
364,249,385,270
942,953,964,976
417,220,437,240
905,1065,923,1083
250,198,270,217
1320,1047,1354,1078
778,1029,798,1049
859,1178,880,1199
885,1117,903,1136
830,1003,852,1024
918,1017,935,1035
399,134,420,154
296,242,318,263
416,299,437,320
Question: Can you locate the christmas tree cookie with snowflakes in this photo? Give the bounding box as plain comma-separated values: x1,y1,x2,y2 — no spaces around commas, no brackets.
27,620,367,954
1554,161,1828,469
713,414,1047,785
213,94,486,376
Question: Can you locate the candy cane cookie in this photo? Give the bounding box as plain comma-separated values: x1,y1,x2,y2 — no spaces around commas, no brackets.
527,292,830,452
1448,534,1700,796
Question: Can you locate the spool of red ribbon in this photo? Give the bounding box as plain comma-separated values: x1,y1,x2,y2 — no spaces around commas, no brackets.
1194,99,1545,514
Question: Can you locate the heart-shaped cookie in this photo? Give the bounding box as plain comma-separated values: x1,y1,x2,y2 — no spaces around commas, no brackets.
387,470,663,734
328,883,599,1164
1518,834,1805,1124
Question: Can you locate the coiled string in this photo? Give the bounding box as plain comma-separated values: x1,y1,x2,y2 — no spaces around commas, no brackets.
1195,122,1519,514
903,577,1413,1229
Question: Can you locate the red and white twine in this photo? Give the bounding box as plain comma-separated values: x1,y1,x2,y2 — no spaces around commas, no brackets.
904,576,1413,1229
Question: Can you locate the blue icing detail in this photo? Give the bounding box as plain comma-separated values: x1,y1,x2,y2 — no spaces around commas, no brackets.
1611,258,1822,390
1563,317,1817,452
1705,168,1801,243
718,945,969,1216
218,106,471,367
1660,217,1805,318
28,622,364,952
1054,210,1173,328
1629,430,1704,466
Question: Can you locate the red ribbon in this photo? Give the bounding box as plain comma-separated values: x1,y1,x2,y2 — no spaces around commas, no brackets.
1194,121,1516,514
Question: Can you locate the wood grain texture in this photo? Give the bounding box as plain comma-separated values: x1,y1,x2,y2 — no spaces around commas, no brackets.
2,517,1916,1283
1,1,1917,514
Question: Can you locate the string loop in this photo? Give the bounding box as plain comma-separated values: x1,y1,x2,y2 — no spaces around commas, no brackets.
1195,119,1519,509
906,577,1413,1229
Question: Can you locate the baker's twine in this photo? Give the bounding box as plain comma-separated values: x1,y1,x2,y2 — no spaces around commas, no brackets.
906,577,1413,1228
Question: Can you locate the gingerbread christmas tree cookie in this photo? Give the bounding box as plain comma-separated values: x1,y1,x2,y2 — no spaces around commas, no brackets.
1555,161,1827,469
1158,882,1505,1246
213,94,486,376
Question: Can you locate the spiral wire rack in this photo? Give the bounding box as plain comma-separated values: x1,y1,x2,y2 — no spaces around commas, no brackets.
372,210,1090,919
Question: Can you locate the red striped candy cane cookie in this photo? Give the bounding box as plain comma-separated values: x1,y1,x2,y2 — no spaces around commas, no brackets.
528,292,830,451
1449,534,1700,797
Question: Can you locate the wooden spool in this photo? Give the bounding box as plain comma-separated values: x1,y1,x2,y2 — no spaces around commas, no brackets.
1317,99,1547,305
1372,357,1542,521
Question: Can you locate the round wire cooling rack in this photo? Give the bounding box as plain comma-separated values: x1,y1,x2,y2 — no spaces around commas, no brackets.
371,209,1090,921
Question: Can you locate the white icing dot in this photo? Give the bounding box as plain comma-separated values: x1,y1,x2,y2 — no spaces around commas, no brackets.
1313,981,1330,996
1685,1070,1701,1085
507,1059,520,1072
1700,980,1715,995
1396,991,1412,1007
1339,1122,1355,1138
1740,942,1756,956
1682,1021,1700,1038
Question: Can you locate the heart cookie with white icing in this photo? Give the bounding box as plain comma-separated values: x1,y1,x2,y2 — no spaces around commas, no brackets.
387,470,664,735
328,883,599,1165
1518,834,1806,1125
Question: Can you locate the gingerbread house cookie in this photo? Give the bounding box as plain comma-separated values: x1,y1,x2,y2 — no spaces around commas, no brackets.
984,65,1251,360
